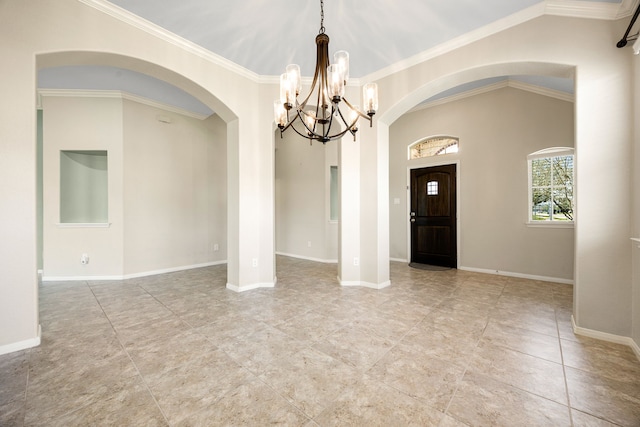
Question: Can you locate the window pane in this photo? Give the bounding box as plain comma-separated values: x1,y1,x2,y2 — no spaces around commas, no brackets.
410,137,459,159
552,191,573,221
427,181,438,195
552,155,573,187
528,149,574,223
532,188,551,220
531,158,551,187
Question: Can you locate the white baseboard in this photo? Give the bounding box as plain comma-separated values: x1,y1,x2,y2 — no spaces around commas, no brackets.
338,277,391,290
41,260,227,282
226,281,275,293
572,316,640,361
123,261,226,279
458,265,573,285
390,257,408,263
0,325,41,356
276,252,337,264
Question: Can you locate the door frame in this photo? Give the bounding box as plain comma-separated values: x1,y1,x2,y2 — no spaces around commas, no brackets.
406,159,461,267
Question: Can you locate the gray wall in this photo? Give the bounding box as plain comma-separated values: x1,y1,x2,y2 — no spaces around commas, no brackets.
275,130,338,262
41,94,227,278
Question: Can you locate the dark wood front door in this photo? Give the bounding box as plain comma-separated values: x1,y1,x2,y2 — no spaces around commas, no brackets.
410,164,457,268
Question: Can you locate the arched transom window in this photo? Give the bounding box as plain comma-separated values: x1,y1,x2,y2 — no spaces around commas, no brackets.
409,136,459,160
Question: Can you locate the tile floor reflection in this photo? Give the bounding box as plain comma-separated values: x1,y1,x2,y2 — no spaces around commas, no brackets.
1,256,639,426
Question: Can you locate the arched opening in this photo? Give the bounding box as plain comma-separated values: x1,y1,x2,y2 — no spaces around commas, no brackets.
35,51,237,282
382,62,576,283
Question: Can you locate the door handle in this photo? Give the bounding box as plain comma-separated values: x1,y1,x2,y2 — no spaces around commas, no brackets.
410,218,416,223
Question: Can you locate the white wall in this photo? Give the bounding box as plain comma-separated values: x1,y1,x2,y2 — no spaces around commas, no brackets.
42,95,125,278
1,0,270,352
275,130,338,262
1,1,637,352
374,15,633,337
122,99,227,275
632,51,640,351
390,87,575,281
41,93,227,279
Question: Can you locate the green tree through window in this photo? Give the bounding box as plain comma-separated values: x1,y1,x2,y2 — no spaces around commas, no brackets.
529,149,574,222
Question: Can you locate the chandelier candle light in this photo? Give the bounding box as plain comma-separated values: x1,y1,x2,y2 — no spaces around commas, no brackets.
274,0,379,144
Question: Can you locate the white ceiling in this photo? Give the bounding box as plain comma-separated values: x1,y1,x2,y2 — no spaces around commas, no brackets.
104,0,628,78
38,0,637,115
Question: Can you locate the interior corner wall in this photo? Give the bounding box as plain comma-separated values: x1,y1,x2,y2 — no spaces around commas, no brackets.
275,129,338,262
632,52,640,350
42,95,125,278
390,87,575,281
122,99,227,275
41,94,227,278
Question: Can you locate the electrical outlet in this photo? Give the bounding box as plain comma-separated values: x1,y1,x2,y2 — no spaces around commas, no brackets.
213,243,219,251
252,258,258,267
81,253,89,265
353,257,359,266
308,241,312,247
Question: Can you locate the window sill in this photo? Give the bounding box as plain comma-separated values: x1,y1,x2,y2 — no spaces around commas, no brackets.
56,223,111,228
526,221,574,229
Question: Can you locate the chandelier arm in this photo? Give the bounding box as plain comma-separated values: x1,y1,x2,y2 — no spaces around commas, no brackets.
277,108,303,134
294,102,358,143
334,104,358,133
323,124,353,141
289,121,317,143
295,108,317,136
342,97,374,124
291,117,350,143
276,107,309,139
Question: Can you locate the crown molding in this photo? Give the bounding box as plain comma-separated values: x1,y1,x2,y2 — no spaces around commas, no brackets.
77,0,260,83
363,3,547,83
38,88,211,120
363,0,637,83
79,0,638,86
508,79,574,102
408,79,574,113
545,0,638,19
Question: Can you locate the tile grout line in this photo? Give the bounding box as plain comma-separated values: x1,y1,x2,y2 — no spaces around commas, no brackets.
553,290,574,427
138,277,316,424
87,281,173,426
440,280,504,425
22,346,33,427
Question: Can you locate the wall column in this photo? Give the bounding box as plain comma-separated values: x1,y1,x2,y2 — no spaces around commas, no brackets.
0,53,40,354
226,112,276,292
338,109,390,289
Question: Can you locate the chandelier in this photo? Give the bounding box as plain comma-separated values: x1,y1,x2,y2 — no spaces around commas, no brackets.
273,0,379,144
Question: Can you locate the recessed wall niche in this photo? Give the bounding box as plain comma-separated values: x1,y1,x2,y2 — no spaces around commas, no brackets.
60,150,108,223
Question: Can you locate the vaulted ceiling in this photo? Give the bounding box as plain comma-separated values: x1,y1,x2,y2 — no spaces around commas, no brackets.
38,0,638,116
103,0,634,79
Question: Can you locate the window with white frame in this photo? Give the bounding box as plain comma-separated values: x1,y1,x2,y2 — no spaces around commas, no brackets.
528,147,574,224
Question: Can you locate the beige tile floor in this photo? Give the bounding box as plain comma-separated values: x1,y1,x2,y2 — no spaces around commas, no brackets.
1,256,639,426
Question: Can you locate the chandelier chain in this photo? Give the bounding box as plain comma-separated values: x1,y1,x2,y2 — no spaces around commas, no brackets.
319,0,325,34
